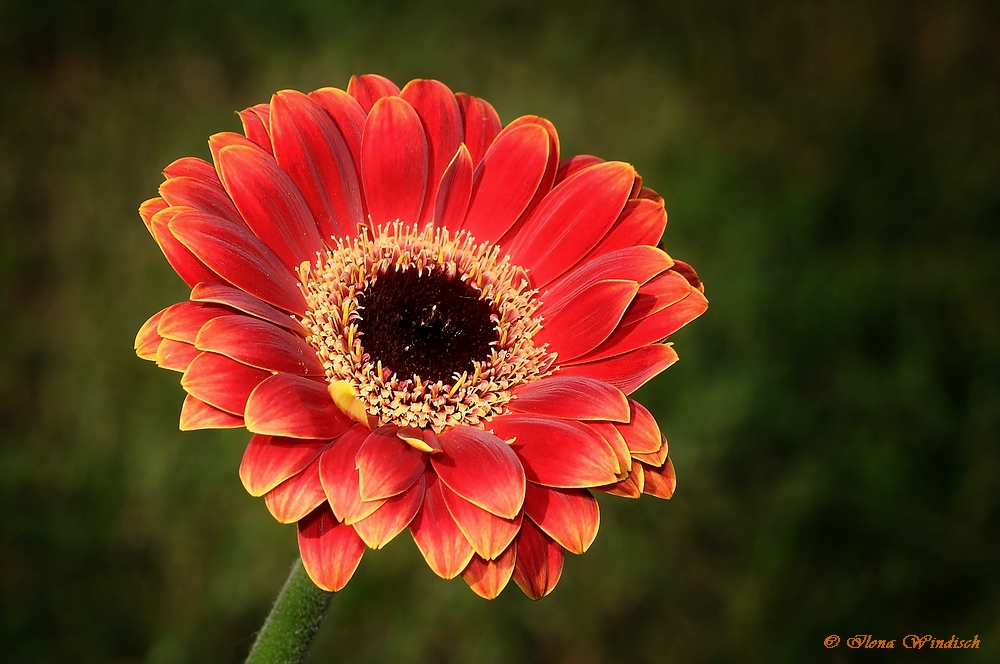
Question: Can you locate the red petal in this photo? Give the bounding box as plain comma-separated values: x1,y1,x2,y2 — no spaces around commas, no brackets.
585,421,632,475
159,176,241,224
157,301,232,343
169,209,307,314
245,374,353,439
409,473,475,579
535,279,639,362
432,144,474,231
139,197,167,232
356,425,426,501
461,546,516,599
441,483,522,560
555,154,603,184
179,394,244,430
347,74,400,112
239,434,328,497
460,123,550,242
512,519,564,600
671,259,704,292
208,131,266,168
491,415,620,488
135,308,166,361
155,339,200,372
216,144,323,270
613,398,662,454
642,456,676,499
455,93,501,167
361,96,429,226
639,186,664,206
540,245,672,315
162,156,221,183
557,344,679,395
195,315,323,376
508,162,636,287
309,87,367,208
495,115,560,240
431,426,526,519
585,198,667,260
271,90,362,241
632,433,669,467
400,79,463,227
181,352,270,415
189,282,299,332
523,484,599,555
596,459,644,499
353,475,425,549
319,425,386,524
297,505,366,592
509,376,629,422
238,103,272,151
149,207,223,288
265,456,326,524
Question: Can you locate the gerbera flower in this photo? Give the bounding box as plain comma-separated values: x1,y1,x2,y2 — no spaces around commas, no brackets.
135,74,707,600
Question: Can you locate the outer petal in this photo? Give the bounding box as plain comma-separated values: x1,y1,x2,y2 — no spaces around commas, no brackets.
139,197,167,232
641,457,677,499
632,434,669,467
353,475,425,549
180,352,269,415
508,162,636,287
309,87,367,203
491,415,620,488
455,93,501,167
461,546,516,599
319,425,386,524
155,339,200,372
135,308,166,361
512,519,564,600
509,376,629,422
347,74,400,112
162,156,220,183
238,103,272,151
535,279,639,362
264,456,327,524
671,259,704,292
195,315,324,376
613,398,662,455
271,90,362,241
584,198,667,260
215,144,324,270
460,123,550,242
555,154,603,184
159,176,242,225
361,96,429,226
557,344,679,395
585,421,633,476
149,206,223,288
170,209,308,314
157,301,232,343
239,434,328,497
432,144,474,231
596,459,645,499
400,79,463,227
189,282,300,332
441,483,522,560
495,115,560,241
523,484,599,555
297,505,366,592
179,394,244,430
409,473,475,579
245,374,353,439
431,426,526,519
356,425,427,501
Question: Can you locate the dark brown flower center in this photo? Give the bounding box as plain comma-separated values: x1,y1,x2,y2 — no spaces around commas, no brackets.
356,268,498,383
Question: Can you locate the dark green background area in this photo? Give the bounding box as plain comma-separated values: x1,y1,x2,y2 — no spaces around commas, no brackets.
1,1,998,662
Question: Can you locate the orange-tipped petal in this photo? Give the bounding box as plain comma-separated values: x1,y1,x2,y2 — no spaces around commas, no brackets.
318,425,386,524
353,475,425,549
159,175,242,225
297,504,366,592
432,144,474,231
238,103,271,150
409,473,475,579
181,352,269,414
584,198,667,260
265,456,327,524
555,154,603,184
509,376,629,422
148,206,224,288
492,415,620,488
461,545,516,599
179,394,244,430
523,484,599,555
155,339,200,372
455,93,501,167
613,398,662,454
347,74,400,112
157,301,232,344
356,425,426,501
195,315,323,376
432,426,526,519
558,343,679,395
596,459,645,499
670,259,704,292
632,433,669,467
585,421,632,476
361,96,428,226
541,245,672,314
189,282,299,332
512,519,564,600
162,156,221,183
244,374,353,439
441,483,522,560
642,456,676,499
139,197,168,232
308,87,366,204
135,308,166,361
239,434,328,497
534,279,639,362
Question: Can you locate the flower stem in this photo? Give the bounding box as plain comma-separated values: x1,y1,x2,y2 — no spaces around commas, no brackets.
245,558,333,664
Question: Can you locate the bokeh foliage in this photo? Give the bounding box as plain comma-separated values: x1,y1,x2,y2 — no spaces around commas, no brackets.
1,1,998,662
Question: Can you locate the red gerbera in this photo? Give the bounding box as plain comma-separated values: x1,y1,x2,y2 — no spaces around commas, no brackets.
135,74,708,599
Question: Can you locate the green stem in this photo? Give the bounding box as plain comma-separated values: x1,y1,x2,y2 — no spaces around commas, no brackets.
245,558,333,664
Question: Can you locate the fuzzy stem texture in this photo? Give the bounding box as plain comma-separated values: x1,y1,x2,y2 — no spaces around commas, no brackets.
244,558,333,664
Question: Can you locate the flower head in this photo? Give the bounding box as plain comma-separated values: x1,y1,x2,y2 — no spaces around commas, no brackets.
135,75,707,599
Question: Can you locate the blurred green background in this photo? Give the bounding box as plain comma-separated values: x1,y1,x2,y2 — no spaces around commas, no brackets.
2,1,998,662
